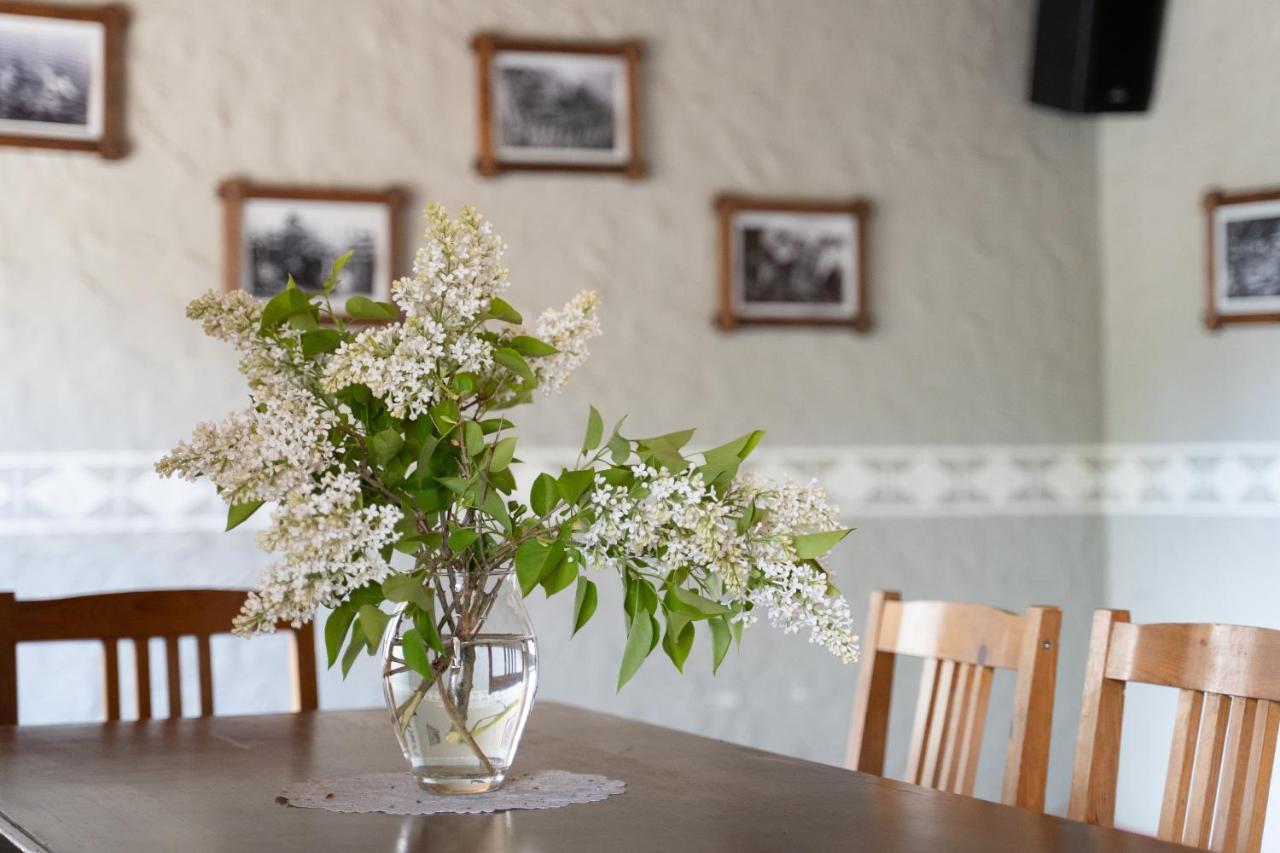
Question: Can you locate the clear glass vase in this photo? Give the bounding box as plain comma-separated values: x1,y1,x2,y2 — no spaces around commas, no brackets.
381,566,538,794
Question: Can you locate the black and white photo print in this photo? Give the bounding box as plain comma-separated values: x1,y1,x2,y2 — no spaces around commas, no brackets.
716,196,872,331
219,180,406,318
473,34,643,177
1205,188,1280,328
0,2,125,156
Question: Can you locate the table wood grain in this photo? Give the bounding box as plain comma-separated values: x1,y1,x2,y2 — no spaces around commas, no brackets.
0,703,1187,852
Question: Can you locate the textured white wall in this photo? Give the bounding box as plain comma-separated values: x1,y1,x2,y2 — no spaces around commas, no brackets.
1099,0,1280,847
0,0,1105,819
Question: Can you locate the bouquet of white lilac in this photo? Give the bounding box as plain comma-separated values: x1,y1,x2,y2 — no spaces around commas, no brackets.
158,203,858,792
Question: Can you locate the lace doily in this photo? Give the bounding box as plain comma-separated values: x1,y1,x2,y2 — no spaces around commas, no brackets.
277,769,625,815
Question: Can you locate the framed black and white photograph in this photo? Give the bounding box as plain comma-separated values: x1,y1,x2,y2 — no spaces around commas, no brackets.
1204,187,1280,329
218,179,407,317
716,195,872,332
472,32,643,178
0,1,126,158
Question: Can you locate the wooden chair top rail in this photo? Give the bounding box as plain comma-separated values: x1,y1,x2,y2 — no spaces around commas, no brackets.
1105,621,1280,702
4,589,252,642
877,598,1044,670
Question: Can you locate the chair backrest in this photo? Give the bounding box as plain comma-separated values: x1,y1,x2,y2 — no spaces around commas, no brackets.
1070,609,1280,853
0,589,317,725
845,590,1062,811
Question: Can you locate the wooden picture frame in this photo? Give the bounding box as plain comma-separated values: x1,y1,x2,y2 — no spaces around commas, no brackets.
1204,186,1280,330
471,32,644,178
218,178,408,319
0,1,128,159
715,195,872,332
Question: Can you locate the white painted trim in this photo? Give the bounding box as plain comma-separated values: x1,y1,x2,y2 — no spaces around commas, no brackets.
1,444,1279,534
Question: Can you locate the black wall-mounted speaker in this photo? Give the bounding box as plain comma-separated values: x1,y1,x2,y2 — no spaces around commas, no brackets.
1030,0,1167,113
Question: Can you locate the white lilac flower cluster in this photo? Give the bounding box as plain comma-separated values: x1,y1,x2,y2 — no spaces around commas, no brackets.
531,289,602,394
578,466,859,663
156,295,336,505
234,469,403,634
320,203,510,419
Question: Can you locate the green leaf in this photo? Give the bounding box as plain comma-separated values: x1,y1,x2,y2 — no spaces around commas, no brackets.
260,284,314,331
399,628,433,679
324,606,356,667
617,608,655,691
489,437,517,473
667,585,732,617
288,310,319,332
479,417,514,435
381,574,431,611
322,250,354,296
608,433,630,465
225,500,264,532
412,597,445,654
508,335,558,357
557,469,595,504
451,372,477,396
531,473,559,516
710,616,732,674
486,297,523,324
703,430,767,466
358,605,390,649
493,347,534,381
369,428,404,465
301,328,343,358
540,551,577,596
344,296,399,321
662,618,696,673
429,400,460,434
340,626,366,677
446,529,476,554
792,528,853,560
581,406,604,455
515,540,551,597
463,421,485,457
572,578,598,636
480,491,512,532
641,428,697,451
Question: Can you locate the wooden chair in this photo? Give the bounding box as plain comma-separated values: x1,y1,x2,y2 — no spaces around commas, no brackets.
1070,610,1280,853
845,590,1062,811
0,589,317,725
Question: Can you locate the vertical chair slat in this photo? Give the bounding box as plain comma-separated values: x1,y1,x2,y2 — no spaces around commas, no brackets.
906,658,942,785
291,623,319,712
921,659,958,788
102,638,121,722
1158,689,1205,842
1003,605,1062,812
956,665,994,797
0,593,17,726
133,638,152,721
845,591,900,774
939,663,974,793
1213,696,1259,853
165,636,182,718
1236,699,1280,853
1184,692,1232,848
1069,609,1130,826
196,634,214,717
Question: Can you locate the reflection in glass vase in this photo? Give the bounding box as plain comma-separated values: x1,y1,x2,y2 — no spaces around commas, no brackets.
381,567,537,794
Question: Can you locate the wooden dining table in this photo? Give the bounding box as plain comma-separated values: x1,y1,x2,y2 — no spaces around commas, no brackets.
0,702,1186,852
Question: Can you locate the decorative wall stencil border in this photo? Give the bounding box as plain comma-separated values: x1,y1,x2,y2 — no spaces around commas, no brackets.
2,444,1280,534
